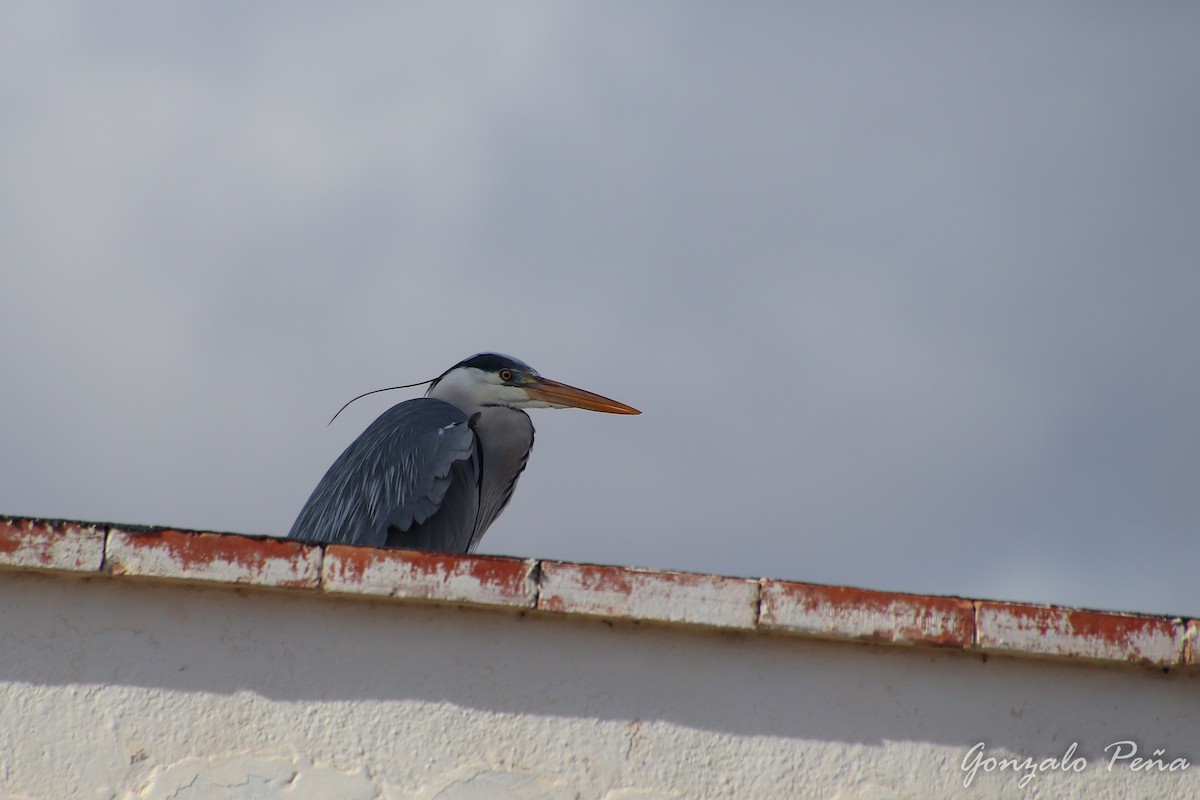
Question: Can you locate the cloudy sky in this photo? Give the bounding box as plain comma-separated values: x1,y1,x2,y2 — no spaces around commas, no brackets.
3,3,1197,617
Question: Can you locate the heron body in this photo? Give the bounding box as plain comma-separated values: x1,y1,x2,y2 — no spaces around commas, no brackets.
287,353,639,553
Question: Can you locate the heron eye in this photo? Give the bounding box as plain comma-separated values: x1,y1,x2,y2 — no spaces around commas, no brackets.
499,369,514,382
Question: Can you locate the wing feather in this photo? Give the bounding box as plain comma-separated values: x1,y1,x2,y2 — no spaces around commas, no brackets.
287,399,479,549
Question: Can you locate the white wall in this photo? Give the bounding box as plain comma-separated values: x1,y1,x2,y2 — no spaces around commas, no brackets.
1,570,1197,799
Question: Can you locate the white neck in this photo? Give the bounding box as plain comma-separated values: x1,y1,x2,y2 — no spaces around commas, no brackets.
427,367,530,415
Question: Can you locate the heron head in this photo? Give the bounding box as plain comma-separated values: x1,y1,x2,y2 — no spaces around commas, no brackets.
428,353,640,415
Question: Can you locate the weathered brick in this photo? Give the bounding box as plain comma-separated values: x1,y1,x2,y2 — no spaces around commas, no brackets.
323,545,536,608
759,580,975,648
538,561,758,630
106,528,321,589
0,517,106,573
976,600,1185,667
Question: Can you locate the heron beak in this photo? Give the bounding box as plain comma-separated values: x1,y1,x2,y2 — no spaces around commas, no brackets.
525,377,641,414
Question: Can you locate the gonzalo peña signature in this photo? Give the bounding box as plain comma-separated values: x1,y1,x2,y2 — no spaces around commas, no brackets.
961,740,1192,789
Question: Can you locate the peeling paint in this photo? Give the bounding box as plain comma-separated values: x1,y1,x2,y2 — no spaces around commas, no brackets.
537,561,759,630
0,515,1196,670
759,580,975,648
105,528,321,589
977,601,1185,667
132,756,378,800
1183,621,1200,666
0,517,105,572
323,545,536,608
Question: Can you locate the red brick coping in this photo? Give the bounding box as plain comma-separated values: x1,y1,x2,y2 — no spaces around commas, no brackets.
2,516,1194,670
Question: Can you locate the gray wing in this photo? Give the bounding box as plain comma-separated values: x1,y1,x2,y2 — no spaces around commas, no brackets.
287,398,481,551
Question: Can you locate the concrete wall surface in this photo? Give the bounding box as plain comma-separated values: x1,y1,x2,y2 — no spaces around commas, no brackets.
1,569,1198,800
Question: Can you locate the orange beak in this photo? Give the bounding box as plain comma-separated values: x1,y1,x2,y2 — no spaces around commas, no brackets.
524,377,641,414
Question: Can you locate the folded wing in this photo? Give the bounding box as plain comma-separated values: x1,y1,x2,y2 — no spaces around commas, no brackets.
287,398,480,551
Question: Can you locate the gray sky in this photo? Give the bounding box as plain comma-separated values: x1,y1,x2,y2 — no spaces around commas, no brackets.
3,3,1198,616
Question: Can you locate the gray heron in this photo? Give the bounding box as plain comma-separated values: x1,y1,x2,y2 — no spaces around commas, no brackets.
287,353,639,552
